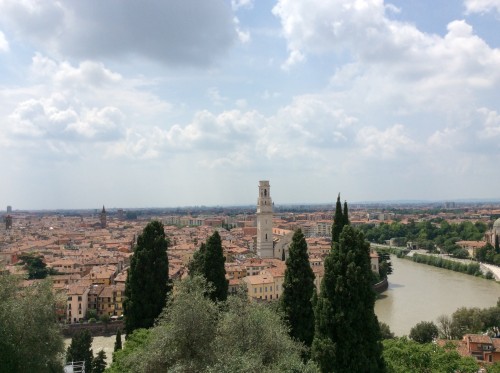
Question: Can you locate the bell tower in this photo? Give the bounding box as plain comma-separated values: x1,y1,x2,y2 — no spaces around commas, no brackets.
100,205,107,229
256,180,274,258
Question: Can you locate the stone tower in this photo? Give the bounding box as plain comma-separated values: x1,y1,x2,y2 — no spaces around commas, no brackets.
256,180,274,258
100,205,107,228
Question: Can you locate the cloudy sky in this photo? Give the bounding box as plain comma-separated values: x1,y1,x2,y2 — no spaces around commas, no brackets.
1,0,499,209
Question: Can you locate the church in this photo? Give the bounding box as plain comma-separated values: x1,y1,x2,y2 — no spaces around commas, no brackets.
256,180,293,260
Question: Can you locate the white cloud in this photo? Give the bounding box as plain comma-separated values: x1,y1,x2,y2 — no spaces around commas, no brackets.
0,30,8,52
232,0,254,11
356,124,418,159
477,107,500,139
0,0,237,66
464,0,500,14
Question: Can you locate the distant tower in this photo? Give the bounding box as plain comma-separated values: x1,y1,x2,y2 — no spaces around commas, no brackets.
5,215,13,230
256,180,274,258
6,205,12,213
100,206,107,228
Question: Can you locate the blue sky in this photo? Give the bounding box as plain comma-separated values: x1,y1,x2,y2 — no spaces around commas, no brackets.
0,0,499,209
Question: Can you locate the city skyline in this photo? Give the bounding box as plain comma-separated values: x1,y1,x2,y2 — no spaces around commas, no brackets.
1,1,500,209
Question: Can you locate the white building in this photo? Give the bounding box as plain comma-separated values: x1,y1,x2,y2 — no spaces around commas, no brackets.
256,181,274,258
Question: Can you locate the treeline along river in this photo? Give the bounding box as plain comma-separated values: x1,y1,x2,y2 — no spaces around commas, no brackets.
375,254,500,336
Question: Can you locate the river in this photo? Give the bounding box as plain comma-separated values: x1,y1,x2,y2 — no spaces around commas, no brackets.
374,254,500,336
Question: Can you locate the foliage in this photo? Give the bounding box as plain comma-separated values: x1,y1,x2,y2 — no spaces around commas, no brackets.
409,321,439,343
476,243,500,266
188,242,206,276
331,194,347,244
0,274,64,372
92,350,107,373
124,220,171,334
280,228,316,347
189,231,228,302
114,330,122,353
383,337,479,373
109,276,319,373
203,231,228,302
66,329,93,373
107,329,151,373
378,251,393,278
312,225,386,372
18,254,58,279
408,254,482,277
379,322,395,340
358,220,488,256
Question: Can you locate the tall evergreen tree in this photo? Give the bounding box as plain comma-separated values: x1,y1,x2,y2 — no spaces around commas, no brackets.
343,200,349,226
92,350,107,373
312,225,386,373
203,231,228,302
280,229,316,347
124,220,170,334
66,329,94,373
332,194,345,244
114,330,122,352
188,243,206,276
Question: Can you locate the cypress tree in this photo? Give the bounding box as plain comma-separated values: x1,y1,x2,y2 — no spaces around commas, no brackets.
92,350,107,373
66,329,93,373
203,231,228,302
343,200,349,226
124,220,170,335
280,229,316,347
188,243,206,276
114,330,122,352
332,194,345,244
312,225,386,373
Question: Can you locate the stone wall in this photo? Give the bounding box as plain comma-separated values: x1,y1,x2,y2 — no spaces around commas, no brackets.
61,320,124,338
373,277,388,293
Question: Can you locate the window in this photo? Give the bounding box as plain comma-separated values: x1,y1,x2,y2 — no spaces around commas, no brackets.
254,288,257,293
260,287,262,293
78,296,82,301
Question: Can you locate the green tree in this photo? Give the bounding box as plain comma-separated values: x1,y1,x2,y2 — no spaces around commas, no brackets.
18,254,57,279
331,194,345,244
343,200,349,226
202,231,229,302
0,274,64,372
66,329,93,373
312,225,386,372
409,321,439,343
379,322,395,340
108,329,151,373
188,242,206,276
124,220,171,334
109,276,319,373
114,330,122,353
383,337,479,373
280,229,316,347
92,349,107,373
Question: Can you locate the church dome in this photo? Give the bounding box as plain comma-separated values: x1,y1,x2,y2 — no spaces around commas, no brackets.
494,218,500,228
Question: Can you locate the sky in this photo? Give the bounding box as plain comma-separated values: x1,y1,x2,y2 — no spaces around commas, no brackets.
0,0,500,210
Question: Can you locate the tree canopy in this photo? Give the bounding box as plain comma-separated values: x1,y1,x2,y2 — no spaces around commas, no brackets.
280,228,316,347
124,220,171,334
0,273,64,372
109,276,319,373
66,329,93,373
409,321,439,343
312,225,386,372
189,231,228,302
